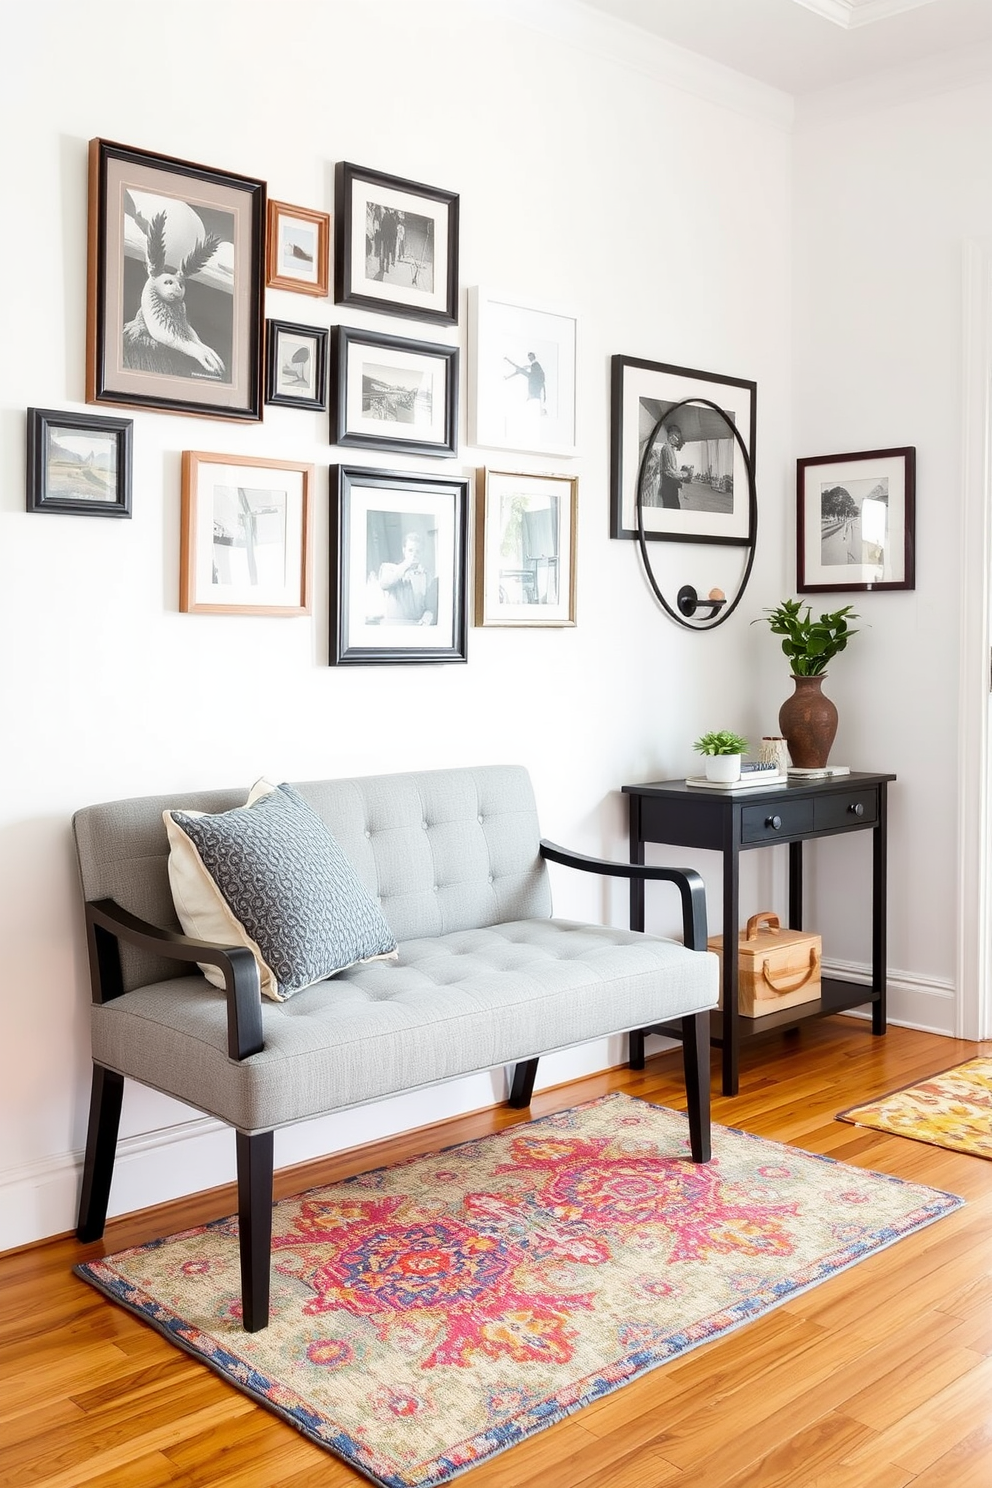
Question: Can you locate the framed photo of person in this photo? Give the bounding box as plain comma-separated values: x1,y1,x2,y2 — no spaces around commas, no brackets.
331,326,458,456
180,451,313,615
334,162,459,325
797,446,915,593
468,289,577,457
86,139,265,420
330,465,469,665
265,199,330,297
475,469,577,627
265,320,328,410
26,407,132,517
610,355,756,545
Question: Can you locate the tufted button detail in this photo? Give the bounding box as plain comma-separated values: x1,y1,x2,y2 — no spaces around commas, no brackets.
488,875,494,884
478,815,484,824
432,884,439,893
422,820,429,830
365,830,372,839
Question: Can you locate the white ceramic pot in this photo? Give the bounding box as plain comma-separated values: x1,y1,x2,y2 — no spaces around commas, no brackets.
704,753,742,783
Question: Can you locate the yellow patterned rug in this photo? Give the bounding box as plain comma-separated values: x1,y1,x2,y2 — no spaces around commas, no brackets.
838,1057,992,1158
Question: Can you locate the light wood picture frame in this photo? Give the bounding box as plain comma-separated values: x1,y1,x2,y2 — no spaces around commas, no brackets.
265,200,330,296
180,451,313,615
475,468,577,627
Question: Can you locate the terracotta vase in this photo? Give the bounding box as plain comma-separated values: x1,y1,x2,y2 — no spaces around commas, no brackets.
778,674,838,769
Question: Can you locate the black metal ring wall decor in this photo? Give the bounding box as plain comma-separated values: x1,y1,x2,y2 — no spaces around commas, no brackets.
634,395,758,630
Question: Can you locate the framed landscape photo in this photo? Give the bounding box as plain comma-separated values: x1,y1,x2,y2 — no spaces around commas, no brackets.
265,199,330,297
610,355,756,546
26,407,132,517
265,320,328,410
475,469,577,627
331,325,458,456
334,161,458,324
87,139,265,420
180,451,313,615
330,465,469,665
797,446,916,593
468,289,577,457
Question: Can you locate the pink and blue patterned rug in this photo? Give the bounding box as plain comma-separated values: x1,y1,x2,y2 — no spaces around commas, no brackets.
75,1093,963,1487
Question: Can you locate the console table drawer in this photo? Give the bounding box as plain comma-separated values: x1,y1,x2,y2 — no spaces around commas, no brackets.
813,789,878,832
741,799,814,843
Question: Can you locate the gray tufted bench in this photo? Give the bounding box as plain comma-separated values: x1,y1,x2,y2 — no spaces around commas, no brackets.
73,764,718,1330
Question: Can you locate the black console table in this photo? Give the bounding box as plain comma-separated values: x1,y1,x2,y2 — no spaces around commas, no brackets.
622,772,895,1096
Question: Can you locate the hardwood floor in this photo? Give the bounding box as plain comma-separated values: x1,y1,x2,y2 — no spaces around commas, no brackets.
3,1019,991,1488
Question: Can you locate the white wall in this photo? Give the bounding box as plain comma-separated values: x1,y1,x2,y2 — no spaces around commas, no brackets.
0,0,798,1249
792,70,992,1037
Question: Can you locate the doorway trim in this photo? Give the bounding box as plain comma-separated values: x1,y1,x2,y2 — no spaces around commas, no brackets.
958,239,992,1041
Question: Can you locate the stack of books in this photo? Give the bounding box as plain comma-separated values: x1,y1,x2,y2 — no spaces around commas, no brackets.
685,761,785,791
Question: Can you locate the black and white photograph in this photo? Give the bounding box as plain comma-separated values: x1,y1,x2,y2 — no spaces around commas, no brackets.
87,140,264,420
265,199,329,297
610,355,756,545
475,469,577,627
330,466,468,664
180,451,313,614
26,407,132,517
469,290,577,457
334,162,459,324
266,320,328,410
798,447,915,593
331,326,458,455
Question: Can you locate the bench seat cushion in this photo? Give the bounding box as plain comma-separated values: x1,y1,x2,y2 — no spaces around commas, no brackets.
90,920,718,1133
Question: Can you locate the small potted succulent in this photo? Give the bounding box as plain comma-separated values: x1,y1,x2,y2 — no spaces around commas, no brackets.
693,728,750,783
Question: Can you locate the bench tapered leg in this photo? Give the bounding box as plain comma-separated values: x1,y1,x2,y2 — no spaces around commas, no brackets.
508,1058,539,1109
237,1130,274,1332
629,1029,646,1070
77,1064,124,1242
681,1011,712,1163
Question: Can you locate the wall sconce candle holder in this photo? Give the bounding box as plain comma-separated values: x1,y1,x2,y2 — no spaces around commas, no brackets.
635,395,758,631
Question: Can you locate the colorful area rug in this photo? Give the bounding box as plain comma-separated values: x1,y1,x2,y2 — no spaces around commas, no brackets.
75,1093,963,1488
838,1056,992,1158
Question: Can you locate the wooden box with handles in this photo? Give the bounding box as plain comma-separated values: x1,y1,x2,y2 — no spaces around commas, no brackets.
709,911,821,1017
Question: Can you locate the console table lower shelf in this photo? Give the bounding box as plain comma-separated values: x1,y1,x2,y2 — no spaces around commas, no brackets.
622,772,895,1096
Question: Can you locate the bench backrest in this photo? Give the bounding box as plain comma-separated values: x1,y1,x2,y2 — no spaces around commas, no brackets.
72,764,552,994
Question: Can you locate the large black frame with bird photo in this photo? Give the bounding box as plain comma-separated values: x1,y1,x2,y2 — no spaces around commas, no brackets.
86,139,265,420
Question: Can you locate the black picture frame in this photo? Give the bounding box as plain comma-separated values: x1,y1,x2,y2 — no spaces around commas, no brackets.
334,161,459,325
86,138,265,421
27,407,132,517
330,465,469,665
797,446,916,593
265,320,328,410
331,326,458,456
610,355,757,546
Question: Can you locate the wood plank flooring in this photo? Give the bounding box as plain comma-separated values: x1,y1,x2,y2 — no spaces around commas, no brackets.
2,1019,991,1487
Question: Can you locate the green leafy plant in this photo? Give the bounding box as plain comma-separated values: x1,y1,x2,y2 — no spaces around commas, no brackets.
757,599,859,677
693,729,749,757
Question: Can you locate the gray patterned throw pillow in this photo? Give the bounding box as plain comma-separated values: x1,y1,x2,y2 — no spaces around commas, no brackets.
165,783,397,1000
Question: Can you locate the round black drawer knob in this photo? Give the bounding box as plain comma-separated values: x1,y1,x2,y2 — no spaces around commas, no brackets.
766,814,782,830
848,802,865,817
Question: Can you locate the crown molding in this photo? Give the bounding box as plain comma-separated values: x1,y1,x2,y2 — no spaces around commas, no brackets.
792,0,941,28
487,0,794,131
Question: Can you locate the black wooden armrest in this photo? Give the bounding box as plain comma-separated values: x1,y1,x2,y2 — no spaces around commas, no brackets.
539,839,708,951
85,898,263,1061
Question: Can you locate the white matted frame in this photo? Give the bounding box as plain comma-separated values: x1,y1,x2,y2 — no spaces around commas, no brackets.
331,465,469,665
797,446,915,593
476,468,577,627
180,451,313,615
469,288,577,457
